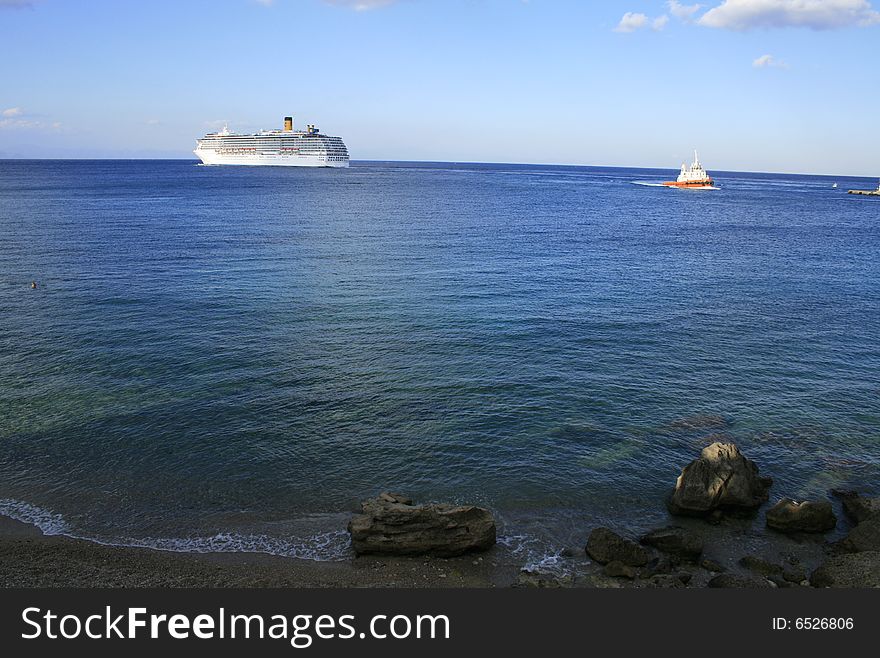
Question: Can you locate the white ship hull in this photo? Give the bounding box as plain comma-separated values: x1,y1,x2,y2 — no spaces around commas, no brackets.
194,149,349,168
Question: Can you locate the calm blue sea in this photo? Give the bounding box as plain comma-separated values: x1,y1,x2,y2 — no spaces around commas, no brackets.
1,160,878,564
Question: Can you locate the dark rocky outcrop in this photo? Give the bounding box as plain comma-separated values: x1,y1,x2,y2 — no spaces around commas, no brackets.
667,442,772,516
831,490,880,525
811,552,880,588
347,492,496,557
639,526,703,561
836,513,880,554
585,528,651,567
765,498,837,534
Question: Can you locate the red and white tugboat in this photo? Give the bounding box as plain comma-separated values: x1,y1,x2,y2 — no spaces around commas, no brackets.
663,150,715,189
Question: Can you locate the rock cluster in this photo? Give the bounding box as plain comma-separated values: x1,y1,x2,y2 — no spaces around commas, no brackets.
347,493,496,557
810,491,880,587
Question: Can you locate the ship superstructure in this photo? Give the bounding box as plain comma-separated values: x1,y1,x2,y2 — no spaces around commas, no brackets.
194,116,349,167
663,151,714,189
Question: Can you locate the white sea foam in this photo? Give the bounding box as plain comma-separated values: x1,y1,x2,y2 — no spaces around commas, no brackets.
119,530,351,562
0,498,71,536
498,532,568,574
0,498,351,562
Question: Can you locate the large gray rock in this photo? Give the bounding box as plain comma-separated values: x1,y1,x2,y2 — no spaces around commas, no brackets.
586,527,651,567
639,526,703,561
765,498,837,534
831,490,880,525
348,493,496,557
667,443,772,516
811,552,880,588
836,513,880,553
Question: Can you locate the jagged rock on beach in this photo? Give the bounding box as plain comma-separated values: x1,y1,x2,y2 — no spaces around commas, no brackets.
639,526,703,561
765,498,837,534
831,490,880,525
811,552,880,588
667,442,772,517
585,528,652,567
347,492,496,557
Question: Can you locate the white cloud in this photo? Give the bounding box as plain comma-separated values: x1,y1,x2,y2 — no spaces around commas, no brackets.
2,107,23,117
323,0,400,10
753,53,788,67
699,0,880,30
653,14,670,29
252,0,274,6
614,12,649,32
667,1,704,20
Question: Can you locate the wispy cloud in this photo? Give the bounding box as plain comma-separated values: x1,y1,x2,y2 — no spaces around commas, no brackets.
323,0,401,10
699,0,880,30
653,14,670,29
252,0,275,6
614,12,649,32
753,53,788,68
0,0,35,8
667,1,704,20
0,107,61,130
615,10,671,32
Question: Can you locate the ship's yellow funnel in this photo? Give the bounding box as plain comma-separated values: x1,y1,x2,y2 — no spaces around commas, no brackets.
283,116,293,132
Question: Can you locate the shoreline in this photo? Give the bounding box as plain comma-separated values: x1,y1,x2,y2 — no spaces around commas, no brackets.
0,506,842,589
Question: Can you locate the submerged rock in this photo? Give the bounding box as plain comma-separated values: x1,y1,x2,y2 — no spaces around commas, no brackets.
347,492,496,557
811,552,880,588
668,415,729,431
667,442,772,517
765,498,837,534
585,528,651,567
639,526,703,561
831,490,880,525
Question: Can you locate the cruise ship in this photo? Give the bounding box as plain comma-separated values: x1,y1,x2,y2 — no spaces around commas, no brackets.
194,116,349,167
663,151,715,189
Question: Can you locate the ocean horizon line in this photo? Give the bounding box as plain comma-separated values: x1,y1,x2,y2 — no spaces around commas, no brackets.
0,157,877,181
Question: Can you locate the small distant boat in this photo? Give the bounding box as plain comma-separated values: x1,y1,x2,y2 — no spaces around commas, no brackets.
832,183,838,188
663,150,715,189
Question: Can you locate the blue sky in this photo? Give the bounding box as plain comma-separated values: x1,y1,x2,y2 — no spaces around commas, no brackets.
1,0,878,175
